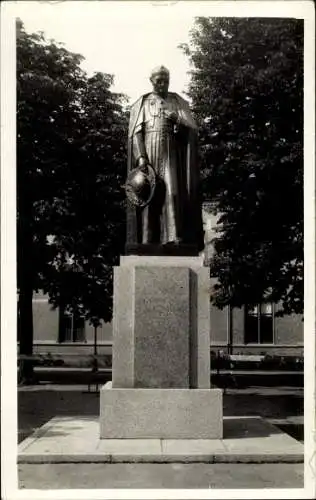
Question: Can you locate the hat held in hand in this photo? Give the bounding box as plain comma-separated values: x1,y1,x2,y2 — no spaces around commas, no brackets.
124,164,156,208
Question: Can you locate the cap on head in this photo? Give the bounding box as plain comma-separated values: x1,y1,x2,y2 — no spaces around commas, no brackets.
150,65,170,81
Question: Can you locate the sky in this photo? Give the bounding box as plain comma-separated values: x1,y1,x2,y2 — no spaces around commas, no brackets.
12,1,203,103
7,0,308,104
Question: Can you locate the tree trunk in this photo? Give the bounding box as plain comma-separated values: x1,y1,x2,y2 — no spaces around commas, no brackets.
17,191,36,384
18,282,35,384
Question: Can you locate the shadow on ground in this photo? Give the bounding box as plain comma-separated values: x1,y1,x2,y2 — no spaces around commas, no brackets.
18,390,99,443
223,417,280,439
275,423,304,442
223,392,303,418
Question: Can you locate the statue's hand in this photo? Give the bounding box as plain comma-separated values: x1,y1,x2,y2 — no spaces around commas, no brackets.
164,110,179,123
137,156,148,172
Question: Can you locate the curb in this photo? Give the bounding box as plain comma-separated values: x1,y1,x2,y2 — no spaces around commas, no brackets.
18,453,303,464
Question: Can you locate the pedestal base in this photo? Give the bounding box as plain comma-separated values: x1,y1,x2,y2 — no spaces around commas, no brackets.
100,382,223,439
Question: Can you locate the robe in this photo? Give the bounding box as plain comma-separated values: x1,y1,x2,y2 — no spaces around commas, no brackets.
126,91,204,250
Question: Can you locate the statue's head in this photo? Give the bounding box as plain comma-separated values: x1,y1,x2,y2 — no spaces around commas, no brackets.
150,65,170,97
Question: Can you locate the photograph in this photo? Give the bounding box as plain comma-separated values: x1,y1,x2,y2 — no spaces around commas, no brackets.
1,1,315,498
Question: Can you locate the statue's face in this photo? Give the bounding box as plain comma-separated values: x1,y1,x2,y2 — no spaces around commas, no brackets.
151,72,169,96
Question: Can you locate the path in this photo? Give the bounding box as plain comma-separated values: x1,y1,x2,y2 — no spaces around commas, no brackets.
19,463,304,489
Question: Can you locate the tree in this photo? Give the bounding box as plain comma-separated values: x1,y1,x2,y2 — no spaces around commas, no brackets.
41,71,128,327
17,20,128,382
182,17,303,315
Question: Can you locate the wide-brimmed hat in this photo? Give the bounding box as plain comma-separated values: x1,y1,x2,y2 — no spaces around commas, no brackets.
124,164,156,208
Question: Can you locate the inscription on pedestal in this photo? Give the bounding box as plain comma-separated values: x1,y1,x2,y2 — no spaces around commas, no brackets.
134,267,190,388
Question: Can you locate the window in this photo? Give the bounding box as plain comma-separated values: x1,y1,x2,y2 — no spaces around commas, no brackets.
244,303,274,344
59,311,85,342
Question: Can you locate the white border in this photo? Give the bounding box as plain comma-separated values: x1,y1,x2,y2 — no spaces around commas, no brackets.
1,7,18,500
1,1,315,499
303,6,316,499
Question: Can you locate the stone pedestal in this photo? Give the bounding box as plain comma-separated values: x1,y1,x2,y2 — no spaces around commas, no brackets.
100,256,223,439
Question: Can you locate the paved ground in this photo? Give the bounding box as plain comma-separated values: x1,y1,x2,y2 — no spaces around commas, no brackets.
18,462,304,489
17,384,304,490
18,384,304,444
18,415,303,464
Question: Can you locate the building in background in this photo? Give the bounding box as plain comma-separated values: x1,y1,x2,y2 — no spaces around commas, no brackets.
202,202,303,356
30,203,303,357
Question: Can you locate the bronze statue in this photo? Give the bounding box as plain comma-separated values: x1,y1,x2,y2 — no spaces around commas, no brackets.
126,65,204,254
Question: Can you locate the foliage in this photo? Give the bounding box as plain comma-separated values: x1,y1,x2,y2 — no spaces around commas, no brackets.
38,69,128,326
182,17,303,315
17,16,128,376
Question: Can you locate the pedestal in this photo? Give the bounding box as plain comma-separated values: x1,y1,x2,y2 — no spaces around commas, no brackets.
100,256,223,439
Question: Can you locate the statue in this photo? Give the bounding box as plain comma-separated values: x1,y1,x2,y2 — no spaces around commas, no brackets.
125,65,204,254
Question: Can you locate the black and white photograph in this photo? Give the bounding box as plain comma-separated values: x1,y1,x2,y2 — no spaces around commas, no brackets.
1,0,315,498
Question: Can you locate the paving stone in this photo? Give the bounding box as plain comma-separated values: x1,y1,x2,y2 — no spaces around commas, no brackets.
18,416,304,464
